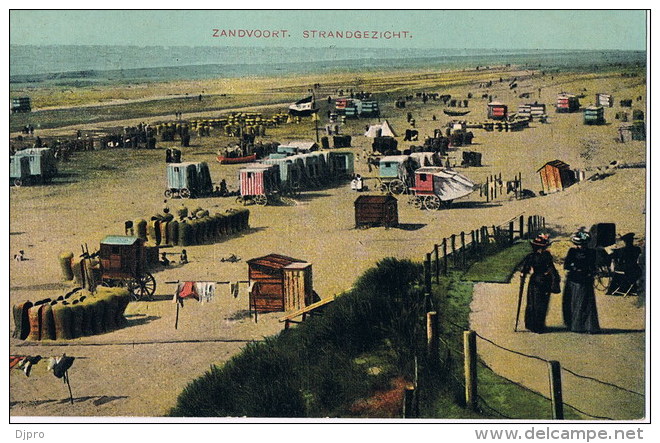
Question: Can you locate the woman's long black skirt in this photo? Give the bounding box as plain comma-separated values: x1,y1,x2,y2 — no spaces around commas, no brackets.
562,280,601,333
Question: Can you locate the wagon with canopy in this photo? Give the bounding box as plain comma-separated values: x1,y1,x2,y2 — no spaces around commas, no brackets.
261,157,302,196
12,148,58,185
237,163,281,206
98,235,156,301
376,155,415,195
165,162,213,198
407,167,476,210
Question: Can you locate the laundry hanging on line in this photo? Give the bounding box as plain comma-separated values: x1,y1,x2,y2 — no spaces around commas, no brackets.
10,355,42,377
173,281,218,306
195,282,216,303
10,354,74,379
173,281,199,307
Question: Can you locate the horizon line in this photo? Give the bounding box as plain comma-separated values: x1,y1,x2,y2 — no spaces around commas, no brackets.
8,44,646,52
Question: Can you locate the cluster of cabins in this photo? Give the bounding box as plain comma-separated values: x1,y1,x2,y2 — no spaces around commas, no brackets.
237,142,355,203
334,97,380,118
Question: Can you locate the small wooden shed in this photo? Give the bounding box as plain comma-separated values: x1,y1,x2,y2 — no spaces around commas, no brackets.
487,102,508,120
537,160,575,194
354,195,398,228
248,254,313,313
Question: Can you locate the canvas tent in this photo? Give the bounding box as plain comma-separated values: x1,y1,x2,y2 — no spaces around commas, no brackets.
364,120,397,138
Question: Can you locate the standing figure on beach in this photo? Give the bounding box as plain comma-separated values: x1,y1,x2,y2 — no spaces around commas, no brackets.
607,232,642,295
520,234,558,333
562,230,601,334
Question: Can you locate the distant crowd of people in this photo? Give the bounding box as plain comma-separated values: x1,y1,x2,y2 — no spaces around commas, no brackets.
520,229,643,335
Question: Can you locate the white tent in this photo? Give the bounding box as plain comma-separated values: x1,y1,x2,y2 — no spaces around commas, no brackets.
364,119,397,138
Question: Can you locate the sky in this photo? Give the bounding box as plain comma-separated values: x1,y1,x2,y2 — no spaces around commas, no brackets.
9,10,647,51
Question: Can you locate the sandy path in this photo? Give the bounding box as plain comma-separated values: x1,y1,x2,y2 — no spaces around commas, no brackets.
10,70,646,418
471,276,645,420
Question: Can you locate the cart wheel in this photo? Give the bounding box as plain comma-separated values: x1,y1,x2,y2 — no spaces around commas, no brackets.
13,178,22,187
164,189,173,198
410,195,424,209
180,188,191,199
388,179,406,195
254,195,268,206
423,195,441,211
235,196,245,205
378,182,389,193
131,273,157,301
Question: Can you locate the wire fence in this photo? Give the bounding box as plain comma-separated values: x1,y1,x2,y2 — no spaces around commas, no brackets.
423,214,546,287
418,214,644,421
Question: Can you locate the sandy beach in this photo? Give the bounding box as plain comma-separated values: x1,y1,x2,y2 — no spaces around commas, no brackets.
9,65,646,418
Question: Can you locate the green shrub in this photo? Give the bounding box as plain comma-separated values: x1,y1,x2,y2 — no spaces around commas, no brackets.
170,258,424,417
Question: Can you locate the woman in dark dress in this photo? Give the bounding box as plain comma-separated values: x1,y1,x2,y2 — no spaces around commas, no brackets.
562,231,601,333
521,234,558,333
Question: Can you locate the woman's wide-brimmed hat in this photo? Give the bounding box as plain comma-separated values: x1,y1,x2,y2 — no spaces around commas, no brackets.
530,234,550,247
571,231,591,245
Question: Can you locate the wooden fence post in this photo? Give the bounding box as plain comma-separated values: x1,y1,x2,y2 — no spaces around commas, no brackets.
543,216,546,230
485,176,490,203
509,220,515,245
519,215,525,240
403,385,416,418
548,360,564,420
451,234,457,267
471,230,477,256
434,243,440,283
528,216,533,237
424,253,432,295
460,231,466,268
442,238,448,275
464,330,478,411
427,311,439,364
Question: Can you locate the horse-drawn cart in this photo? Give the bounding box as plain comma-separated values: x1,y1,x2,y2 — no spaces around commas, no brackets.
407,167,476,210
98,236,156,301
376,155,415,195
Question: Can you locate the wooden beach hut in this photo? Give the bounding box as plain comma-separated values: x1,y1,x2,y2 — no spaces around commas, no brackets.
487,102,508,120
14,148,58,183
247,254,313,313
556,93,580,113
584,105,605,125
11,96,31,113
537,160,575,194
596,93,613,108
354,195,399,228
